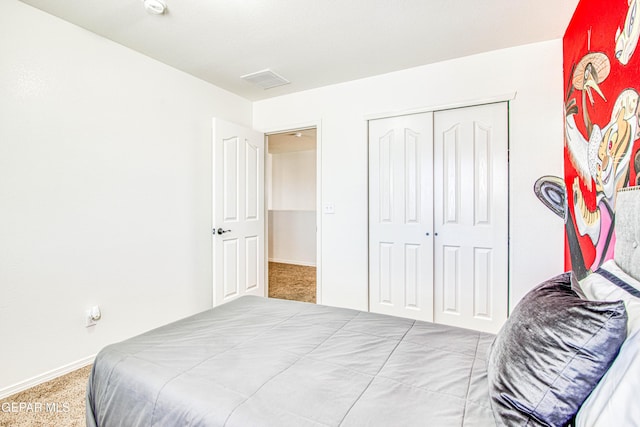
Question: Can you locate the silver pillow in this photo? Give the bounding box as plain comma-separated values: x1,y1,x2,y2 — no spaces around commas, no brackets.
487,272,627,427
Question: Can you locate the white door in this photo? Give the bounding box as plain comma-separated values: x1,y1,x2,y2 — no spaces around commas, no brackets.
212,118,265,306
433,103,508,333
369,112,435,322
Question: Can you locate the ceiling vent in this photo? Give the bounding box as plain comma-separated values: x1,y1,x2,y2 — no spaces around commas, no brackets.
240,69,290,90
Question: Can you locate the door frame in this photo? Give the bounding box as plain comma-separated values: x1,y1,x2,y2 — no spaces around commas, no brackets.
363,92,517,122
261,120,323,304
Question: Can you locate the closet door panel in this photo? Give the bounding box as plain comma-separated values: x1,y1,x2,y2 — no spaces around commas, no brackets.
433,103,508,334
369,113,434,321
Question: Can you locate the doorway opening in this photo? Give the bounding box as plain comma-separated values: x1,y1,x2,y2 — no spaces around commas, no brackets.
266,128,318,303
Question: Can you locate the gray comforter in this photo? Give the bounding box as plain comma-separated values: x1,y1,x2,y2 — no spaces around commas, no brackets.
87,296,497,426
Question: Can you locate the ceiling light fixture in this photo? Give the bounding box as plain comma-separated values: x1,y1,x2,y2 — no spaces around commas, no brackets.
142,0,167,15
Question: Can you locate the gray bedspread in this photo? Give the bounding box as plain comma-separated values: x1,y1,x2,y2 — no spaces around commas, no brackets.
87,296,497,426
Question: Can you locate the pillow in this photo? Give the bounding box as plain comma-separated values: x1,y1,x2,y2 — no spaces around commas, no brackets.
580,259,640,333
487,272,627,427
576,261,640,426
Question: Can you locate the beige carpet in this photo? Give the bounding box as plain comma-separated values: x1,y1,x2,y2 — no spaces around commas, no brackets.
0,265,315,426
268,262,317,303
0,365,91,427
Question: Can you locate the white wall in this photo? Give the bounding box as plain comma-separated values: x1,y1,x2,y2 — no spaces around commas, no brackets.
268,211,317,266
0,0,252,393
253,40,566,313
271,150,317,210
268,150,317,266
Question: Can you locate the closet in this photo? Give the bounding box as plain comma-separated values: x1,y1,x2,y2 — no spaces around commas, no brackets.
368,103,508,334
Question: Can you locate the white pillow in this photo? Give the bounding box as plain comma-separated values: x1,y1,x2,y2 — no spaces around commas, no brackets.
576,260,640,426
580,260,640,333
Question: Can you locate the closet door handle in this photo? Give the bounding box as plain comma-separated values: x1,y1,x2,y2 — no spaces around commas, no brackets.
216,228,232,235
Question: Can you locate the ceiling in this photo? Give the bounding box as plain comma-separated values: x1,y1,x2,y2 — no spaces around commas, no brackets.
18,0,579,101
268,129,317,154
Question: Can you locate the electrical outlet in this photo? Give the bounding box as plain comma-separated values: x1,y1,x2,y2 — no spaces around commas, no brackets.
85,305,101,328
86,310,97,327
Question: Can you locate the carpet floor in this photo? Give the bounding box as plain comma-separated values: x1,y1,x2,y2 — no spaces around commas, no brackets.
0,365,91,427
2,263,315,426
268,262,317,303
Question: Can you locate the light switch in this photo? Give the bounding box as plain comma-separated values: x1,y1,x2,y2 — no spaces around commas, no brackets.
323,203,335,214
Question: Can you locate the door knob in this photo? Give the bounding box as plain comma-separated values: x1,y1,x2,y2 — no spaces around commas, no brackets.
216,228,231,235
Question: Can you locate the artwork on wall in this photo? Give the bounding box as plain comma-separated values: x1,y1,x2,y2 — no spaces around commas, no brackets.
562,0,640,279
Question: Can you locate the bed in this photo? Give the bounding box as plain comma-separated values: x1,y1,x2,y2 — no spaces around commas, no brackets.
86,296,496,426
87,187,640,427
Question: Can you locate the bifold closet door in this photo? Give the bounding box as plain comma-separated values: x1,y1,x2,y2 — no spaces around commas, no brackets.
368,103,508,333
433,103,508,333
368,112,434,322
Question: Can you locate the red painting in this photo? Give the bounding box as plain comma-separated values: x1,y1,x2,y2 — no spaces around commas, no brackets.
563,0,640,278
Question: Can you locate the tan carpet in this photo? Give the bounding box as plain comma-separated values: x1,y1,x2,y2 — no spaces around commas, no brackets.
0,365,91,427
268,262,316,303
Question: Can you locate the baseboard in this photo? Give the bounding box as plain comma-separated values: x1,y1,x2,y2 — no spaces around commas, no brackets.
0,355,95,400
269,258,316,267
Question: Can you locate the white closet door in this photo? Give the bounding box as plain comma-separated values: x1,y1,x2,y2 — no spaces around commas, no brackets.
369,113,434,322
433,103,508,333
